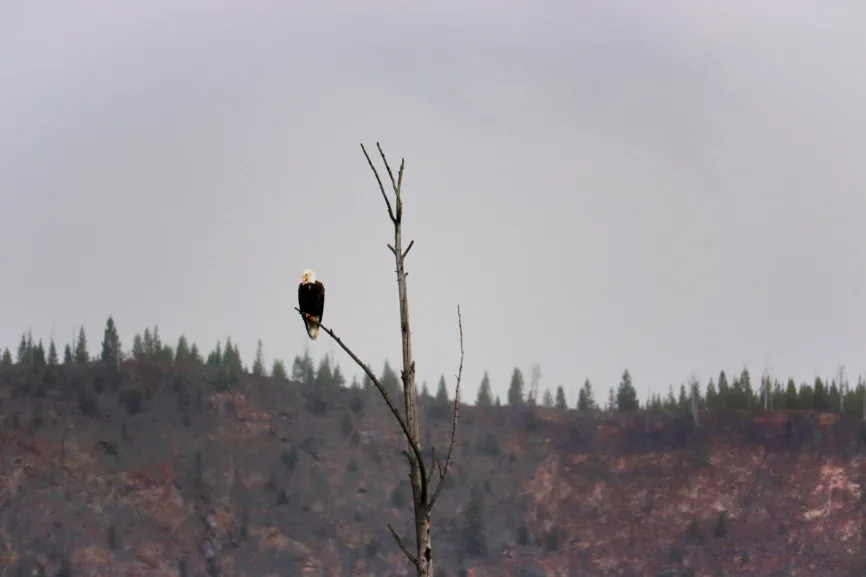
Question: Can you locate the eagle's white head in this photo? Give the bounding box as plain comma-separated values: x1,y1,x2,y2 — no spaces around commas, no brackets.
301,269,317,284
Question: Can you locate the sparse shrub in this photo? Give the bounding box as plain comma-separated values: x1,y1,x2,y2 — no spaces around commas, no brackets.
366,539,381,558
340,413,354,437
516,522,529,546
463,495,487,557
477,432,500,456
714,512,727,538
78,391,99,418
543,528,562,551
305,393,328,415
119,387,144,415
349,429,361,447
346,459,358,473
390,483,408,509
107,524,117,549
686,519,702,540
281,447,298,472
349,394,364,415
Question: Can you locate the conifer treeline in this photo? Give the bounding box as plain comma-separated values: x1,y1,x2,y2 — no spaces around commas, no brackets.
2,316,864,416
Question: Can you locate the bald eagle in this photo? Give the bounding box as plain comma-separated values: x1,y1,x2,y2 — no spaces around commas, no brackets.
298,269,325,340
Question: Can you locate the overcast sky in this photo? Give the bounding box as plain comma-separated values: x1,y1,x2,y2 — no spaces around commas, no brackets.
2,0,865,406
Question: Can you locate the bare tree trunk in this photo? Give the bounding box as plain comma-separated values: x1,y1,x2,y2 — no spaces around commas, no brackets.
295,143,463,577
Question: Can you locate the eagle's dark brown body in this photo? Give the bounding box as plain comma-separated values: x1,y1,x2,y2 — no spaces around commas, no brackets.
298,280,325,339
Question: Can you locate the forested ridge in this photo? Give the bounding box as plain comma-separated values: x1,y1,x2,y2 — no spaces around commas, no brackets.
3,315,864,418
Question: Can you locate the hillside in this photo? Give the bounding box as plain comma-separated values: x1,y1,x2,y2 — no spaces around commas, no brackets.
0,361,864,576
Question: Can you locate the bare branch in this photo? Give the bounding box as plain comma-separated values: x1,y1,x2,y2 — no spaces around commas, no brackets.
388,244,397,255
428,305,463,511
387,524,418,566
361,143,396,223
293,308,427,485
403,240,415,259
377,142,399,194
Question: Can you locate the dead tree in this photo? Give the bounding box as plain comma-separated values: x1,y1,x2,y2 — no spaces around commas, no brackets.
295,143,463,577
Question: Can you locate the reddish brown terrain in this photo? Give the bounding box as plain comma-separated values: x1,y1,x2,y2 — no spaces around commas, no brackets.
0,361,864,576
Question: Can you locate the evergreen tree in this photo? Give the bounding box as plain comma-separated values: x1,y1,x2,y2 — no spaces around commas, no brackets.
332,364,346,387
34,339,46,366
783,378,799,410
705,378,718,410
678,383,689,411
507,367,525,406
798,382,814,410
476,371,493,407
315,355,334,387
63,343,73,364
48,339,58,366
16,333,28,364
291,349,314,384
813,377,829,411
100,315,121,366
362,370,374,391
131,333,145,360
577,379,596,411
541,387,553,408
74,327,89,364
175,335,191,363
554,385,567,410
271,359,288,380
606,387,616,411
740,367,753,410
207,341,223,366
142,328,154,358
380,359,400,398
350,375,360,389
717,370,729,409
151,326,163,357
1,348,12,366
252,340,265,377
616,369,639,411
222,337,243,373
494,395,501,407
420,381,430,397
435,375,449,404
463,495,487,557
189,342,202,363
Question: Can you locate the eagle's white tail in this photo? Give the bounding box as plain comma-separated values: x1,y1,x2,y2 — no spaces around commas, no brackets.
306,318,320,340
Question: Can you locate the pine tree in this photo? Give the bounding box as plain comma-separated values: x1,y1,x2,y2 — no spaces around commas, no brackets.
34,339,46,366
616,369,639,411
48,339,58,366
100,315,121,366
350,375,360,389
494,395,501,407
252,340,265,376
420,381,430,397
189,342,202,363
507,367,525,406
784,378,799,410
380,359,400,398
271,359,288,380
291,349,314,383
332,364,346,387
705,378,718,410
142,328,154,359
74,327,89,364
554,385,567,410
151,326,163,357
206,341,222,366
175,336,191,363
131,333,145,360
577,379,596,411
476,371,493,407
1,348,12,366
435,375,449,404
541,388,553,408
315,355,334,387
606,387,616,411
63,344,73,364
16,334,28,364
717,370,729,409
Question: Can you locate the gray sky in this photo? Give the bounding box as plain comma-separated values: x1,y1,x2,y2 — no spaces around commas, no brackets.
2,0,865,406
